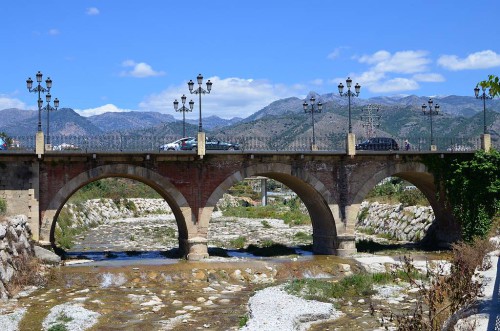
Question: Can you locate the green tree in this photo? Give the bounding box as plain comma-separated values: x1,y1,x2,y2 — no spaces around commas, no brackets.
445,150,500,241
478,74,500,97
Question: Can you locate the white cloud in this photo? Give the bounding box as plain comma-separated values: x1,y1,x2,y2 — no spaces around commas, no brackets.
86,7,100,15
337,49,440,93
120,60,165,78
327,46,348,60
139,76,299,119
75,104,131,117
0,96,26,110
48,29,59,36
437,50,500,70
412,73,445,82
358,50,430,74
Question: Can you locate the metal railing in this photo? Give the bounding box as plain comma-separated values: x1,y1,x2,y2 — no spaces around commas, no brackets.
354,136,482,152
3,134,492,153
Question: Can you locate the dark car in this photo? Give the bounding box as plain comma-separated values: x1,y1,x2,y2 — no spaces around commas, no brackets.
355,137,399,151
180,137,240,151
0,137,7,150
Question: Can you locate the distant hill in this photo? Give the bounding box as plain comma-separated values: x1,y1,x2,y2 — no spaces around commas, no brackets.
88,111,176,133
186,115,243,130
0,94,498,145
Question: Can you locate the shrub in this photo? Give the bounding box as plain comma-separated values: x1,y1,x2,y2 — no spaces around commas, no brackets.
0,198,6,215
427,150,500,242
230,236,247,249
6,256,48,297
398,189,428,206
357,207,369,222
381,238,493,330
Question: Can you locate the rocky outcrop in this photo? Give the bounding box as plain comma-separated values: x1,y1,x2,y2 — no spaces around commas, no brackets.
356,201,435,242
0,215,34,300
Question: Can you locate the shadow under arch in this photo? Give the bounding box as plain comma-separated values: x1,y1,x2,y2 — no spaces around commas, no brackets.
352,161,460,245
202,162,340,254
41,164,193,255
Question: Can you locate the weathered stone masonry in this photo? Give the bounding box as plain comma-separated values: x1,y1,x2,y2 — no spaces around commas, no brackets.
0,151,461,260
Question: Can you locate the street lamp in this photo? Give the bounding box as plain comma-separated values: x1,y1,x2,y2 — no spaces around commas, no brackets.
421,98,440,150
474,85,494,134
173,94,194,137
338,77,361,133
302,96,322,150
41,93,59,146
188,74,212,132
26,71,52,132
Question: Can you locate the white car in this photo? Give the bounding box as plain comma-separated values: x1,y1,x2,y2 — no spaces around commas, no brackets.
52,143,79,151
160,137,194,151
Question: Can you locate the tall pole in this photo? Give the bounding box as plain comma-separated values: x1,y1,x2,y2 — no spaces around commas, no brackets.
483,96,487,134
188,74,212,133
27,71,52,132
475,85,493,134
338,77,361,134
422,98,440,150
348,90,352,133
173,95,194,137
303,96,323,150
43,94,59,146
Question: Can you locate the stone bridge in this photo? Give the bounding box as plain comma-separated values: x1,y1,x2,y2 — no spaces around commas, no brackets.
0,150,464,260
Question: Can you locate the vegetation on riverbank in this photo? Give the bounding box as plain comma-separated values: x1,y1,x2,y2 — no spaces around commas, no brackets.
68,178,161,203
222,197,310,226
0,198,6,215
366,178,429,206
285,236,494,330
425,149,500,242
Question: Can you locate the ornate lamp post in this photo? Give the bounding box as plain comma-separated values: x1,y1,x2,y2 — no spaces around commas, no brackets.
302,96,322,150
41,93,60,147
26,71,52,132
474,85,493,134
173,94,194,137
188,74,212,133
421,98,440,151
338,77,361,134
188,74,212,158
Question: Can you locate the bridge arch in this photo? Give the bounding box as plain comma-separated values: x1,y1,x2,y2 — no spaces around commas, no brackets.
351,160,460,244
40,164,194,255
201,162,341,254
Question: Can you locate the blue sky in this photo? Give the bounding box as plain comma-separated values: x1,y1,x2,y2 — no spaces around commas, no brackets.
1,0,499,119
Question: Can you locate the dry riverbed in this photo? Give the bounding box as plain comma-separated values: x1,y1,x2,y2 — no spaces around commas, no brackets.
0,211,461,330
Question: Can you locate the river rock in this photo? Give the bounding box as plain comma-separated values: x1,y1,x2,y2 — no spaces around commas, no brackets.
34,246,61,265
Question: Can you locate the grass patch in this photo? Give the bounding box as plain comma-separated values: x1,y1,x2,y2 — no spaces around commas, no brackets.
48,324,68,331
294,231,312,241
0,198,6,215
229,236,247,249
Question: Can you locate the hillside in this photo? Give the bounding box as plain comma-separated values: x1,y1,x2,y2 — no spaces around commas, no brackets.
0,94,498,146
88,111,176,133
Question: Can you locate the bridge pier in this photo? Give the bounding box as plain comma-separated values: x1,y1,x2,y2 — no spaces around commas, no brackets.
183,236,209,261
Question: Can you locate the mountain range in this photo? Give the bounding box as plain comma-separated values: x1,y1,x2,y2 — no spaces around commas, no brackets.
0,94,499,144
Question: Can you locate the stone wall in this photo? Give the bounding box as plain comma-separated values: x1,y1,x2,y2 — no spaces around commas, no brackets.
0,215,34,300
62,198,173,230
356,201,435,242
